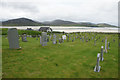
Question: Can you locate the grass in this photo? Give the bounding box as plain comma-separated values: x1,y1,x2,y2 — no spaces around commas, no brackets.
2,32,118,78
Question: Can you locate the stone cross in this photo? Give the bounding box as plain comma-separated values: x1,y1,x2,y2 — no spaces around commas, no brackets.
94,53,101,72
100,46,104,61
7,28,21,49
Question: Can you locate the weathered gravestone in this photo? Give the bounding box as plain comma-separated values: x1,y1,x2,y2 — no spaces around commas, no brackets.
105,37,107,53
94,53,101,72
7,28,21,49
100,46,104,61
82,36,84,42
22,33,27,42
67,34,69,42
108,42,110,50
53,34,56,44
41,32,47,46
94,39,96,46
40,36,42,44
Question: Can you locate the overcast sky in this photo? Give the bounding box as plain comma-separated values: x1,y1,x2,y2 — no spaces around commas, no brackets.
0,0,119,25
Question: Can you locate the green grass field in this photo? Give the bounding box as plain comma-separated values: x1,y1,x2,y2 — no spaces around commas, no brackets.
2,32,118,78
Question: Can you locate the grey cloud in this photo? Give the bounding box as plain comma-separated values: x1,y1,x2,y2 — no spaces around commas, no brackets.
2,2,39,12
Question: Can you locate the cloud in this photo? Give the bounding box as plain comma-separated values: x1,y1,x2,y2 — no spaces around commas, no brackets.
0,0,119,26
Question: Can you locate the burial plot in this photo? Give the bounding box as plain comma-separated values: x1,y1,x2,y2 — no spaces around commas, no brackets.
53,34,56,44
7,28,21,49
94,53,101,72
41,32,47,46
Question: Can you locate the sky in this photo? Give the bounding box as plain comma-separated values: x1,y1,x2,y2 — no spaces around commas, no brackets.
0,0,119,26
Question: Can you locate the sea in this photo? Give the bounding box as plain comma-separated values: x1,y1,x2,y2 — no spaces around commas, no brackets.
0,26,119,33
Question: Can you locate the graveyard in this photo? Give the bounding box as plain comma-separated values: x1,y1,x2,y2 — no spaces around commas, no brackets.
1,28,118,78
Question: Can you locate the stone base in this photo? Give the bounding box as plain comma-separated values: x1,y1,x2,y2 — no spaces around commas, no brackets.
94,66,101,72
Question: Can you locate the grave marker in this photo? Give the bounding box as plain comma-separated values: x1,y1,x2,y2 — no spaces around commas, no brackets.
41,32,47,46
53,34,56,44
105,37,107,53
100,46,104,61
94,53,101,72
7,28,21,49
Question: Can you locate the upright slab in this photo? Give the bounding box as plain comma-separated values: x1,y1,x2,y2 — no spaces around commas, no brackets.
8,28,21,49
94,53,101,72
53,34,56,44
22,33,27,42
41,32,47,46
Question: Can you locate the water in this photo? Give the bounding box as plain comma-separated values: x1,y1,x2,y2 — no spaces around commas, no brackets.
0,26,119,33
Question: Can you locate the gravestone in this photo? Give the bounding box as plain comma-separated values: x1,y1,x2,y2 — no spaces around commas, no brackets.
59,38,62,44
100,46,104,61
22,33,27,42
41,32,47,46
108,42,110,50
67,34,69,42
92,37,93,40
94,39,96,46
7,28,21,49
82,36,84,42
105,37,107,53
94,53,101,72
62,35,66,40
40,36,42,44
53,34,56,44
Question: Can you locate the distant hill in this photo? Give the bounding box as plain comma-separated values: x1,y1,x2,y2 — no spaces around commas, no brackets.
43,19,79,26
2,18,117,27
2,18,43,26
97,23,117,27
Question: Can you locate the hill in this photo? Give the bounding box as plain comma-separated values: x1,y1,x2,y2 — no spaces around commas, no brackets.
2,18,43,26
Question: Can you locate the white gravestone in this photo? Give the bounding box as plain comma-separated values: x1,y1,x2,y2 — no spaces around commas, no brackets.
7,28,21,49
62,35,66,40
94,53,101,72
